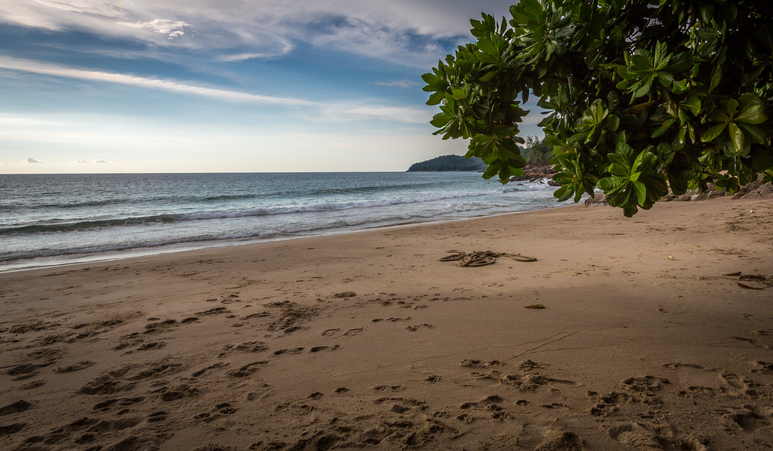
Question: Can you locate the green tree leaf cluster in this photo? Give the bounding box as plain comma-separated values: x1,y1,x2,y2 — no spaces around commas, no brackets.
423,0,773,216
522,136,553,166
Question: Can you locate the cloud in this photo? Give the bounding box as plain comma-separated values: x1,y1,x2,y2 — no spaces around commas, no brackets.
32,0,126,19
77,159,87,163
96,159,107,163
340,105,431,124
217,39,295,62
26,157,42,163
375,80,419,88
0,56,316,107
118,19,192,39
0,58,432,125
0,1,514,67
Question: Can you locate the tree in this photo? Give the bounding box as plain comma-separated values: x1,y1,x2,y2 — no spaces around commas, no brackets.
422,0,773,216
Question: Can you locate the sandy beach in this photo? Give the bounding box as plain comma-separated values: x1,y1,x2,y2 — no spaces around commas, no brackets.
1,197,772,451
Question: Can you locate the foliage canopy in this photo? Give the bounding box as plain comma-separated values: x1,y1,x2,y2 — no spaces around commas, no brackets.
422,0,773,216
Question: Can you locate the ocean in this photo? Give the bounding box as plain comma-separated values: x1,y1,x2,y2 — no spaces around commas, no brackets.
0,172,565,272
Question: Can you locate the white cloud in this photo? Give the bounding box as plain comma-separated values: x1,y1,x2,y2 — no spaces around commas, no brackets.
0,1,514,67
0,57,434,125
118,19,191,39
26,157,42,163
96,159,107,163
0,56,316,107
77,159,87,163
218,39,295,62
32,0,126,19
340,106,431,124
0,115,62,126
375,80,419,88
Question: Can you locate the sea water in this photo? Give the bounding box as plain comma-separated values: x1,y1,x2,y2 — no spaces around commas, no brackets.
0,172,565,272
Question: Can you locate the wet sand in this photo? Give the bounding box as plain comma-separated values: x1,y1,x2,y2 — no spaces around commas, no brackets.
1,197,772,450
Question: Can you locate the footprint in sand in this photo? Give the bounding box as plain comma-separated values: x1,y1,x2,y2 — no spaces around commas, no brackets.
195,306,231,316
55,361,95,373
663,362,707,370
321,328,340,336
21,380,45,390
146,411,168,423
223,341,268,353
719,372,747,390
92,397,145,412
343,328,363,336
608,423,661,449
191,362,229,378
7,362,52,380
136,342,165,351
753,361,773,373
720,406,772,432
143,319,178,334
372,385,404,392
158,384,199,402
0,423,26,436
194,402,238,423
730,335,770,349
460,359,504,368
273,347,305,356
621,375,670,393
0,400,31,416
226,361,267,378
460,395,504,409
372,317,411,323
405,324,434,332
534,431,584,451
309,345,340,353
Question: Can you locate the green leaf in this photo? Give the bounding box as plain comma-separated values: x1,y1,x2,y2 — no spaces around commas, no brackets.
609,163,630,177
701,123,727,142
605,115,620,132
737,122,767,144
735,93,768,124
598,176,627,194
683,94,701,116
479,71,498,82
554,185,573,202
633,181,647,205
709,66,722,93
426,91,444,106
666,53,695,73
482,162,500,179
634,82,652,98
728,122,744,155
430,112,451,128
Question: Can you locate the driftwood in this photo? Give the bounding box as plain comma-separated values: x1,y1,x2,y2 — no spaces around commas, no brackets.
439,250,537,267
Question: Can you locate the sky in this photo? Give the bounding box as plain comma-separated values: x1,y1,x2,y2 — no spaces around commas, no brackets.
0,0,543,173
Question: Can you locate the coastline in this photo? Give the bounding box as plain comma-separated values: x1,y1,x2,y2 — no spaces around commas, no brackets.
1,198,772,450
0,191,568,275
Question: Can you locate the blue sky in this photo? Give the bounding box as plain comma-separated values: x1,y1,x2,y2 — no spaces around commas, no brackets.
0,0,543,173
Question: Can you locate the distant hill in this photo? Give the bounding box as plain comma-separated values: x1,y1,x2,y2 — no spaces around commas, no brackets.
407,155,487,172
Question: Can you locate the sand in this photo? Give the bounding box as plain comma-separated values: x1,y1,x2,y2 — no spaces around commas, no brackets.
1,197,772,451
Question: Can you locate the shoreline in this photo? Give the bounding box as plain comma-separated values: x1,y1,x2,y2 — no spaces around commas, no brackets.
1,198,772,450
0,197,569,275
